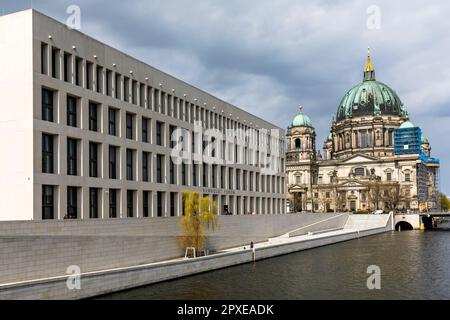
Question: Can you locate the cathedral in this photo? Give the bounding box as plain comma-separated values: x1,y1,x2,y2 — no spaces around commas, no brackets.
286,51,440,213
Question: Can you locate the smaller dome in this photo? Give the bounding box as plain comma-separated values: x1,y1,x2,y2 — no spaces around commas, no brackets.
422,135,429,144
291,107,313,128
327,132,332,141
399,120,414,129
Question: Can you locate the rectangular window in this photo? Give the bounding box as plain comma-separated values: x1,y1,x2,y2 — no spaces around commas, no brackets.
115,73,122,99
221,167,226,189
203,163,208,187
67,95,77,127
86,61,93,90
157,154,163,183
161,92,166,114
126,113,134,140
42,134,54,174
170,159,176,184
89,188,99,219
127,190,134,217
42,185,54,220
67,138,77,176
67,187,77,219
109,146,117,179
89,142,98,178
109,189,117,218
142,118,149,143
143,191,150,217
89,102,99,132
387,172,392,181
157,191,163,217
51,47,60,79
405,173,411,182
127,149,134,181
156,121,163,146
63,52,71,83
106,69,113,96
193,163,198,187
143,152,149,182
96,65,103,93
41,43,48,75
170,192,176,217
42,88,54,122
124,77,130,102
182,163,187,186
169,125,176,149
75,57,82,86
108,108,117,136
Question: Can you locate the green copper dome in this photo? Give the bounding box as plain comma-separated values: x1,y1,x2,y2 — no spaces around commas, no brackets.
336,51,409,121
291,107,313,128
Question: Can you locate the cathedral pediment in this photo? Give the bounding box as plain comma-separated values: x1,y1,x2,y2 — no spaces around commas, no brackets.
340,154,378,164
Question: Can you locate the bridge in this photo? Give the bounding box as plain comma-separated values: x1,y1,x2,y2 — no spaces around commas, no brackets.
394,212,450,231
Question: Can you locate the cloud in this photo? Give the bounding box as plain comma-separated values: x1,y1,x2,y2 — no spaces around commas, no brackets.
2,0,450,193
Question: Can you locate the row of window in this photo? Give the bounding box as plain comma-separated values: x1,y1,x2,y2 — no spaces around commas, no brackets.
40,44,284,151
336,128,395,151
42,133,285,192
42,88,285,170
42,185,285,220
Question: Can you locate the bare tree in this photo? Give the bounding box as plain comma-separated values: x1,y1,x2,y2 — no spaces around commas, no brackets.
383,183,400,211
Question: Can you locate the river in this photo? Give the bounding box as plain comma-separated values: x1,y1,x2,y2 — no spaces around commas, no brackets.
98,222,450,300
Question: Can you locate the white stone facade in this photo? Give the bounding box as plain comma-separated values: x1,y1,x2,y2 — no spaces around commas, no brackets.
0,10,286,221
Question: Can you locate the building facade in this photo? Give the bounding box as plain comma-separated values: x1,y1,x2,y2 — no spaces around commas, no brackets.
286,51,440,213
0,10,286,221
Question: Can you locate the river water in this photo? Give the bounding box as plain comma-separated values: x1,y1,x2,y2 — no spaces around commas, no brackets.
99,222,450,300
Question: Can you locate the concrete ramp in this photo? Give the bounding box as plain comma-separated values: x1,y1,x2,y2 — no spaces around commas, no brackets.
344,214,393,231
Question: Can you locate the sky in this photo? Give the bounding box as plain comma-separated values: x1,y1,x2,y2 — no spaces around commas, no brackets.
2,0,450,194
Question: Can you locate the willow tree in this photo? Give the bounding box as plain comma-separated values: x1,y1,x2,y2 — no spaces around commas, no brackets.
179,192,219,253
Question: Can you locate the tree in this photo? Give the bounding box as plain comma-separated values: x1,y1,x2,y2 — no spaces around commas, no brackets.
383,183,401,211
179,192,219,253
367,177,382,211
440,193,450,212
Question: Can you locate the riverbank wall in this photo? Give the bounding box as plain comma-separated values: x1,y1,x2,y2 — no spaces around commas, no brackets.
0,213,392,300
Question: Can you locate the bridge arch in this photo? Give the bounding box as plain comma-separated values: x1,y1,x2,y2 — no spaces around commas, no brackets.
395,221,413,231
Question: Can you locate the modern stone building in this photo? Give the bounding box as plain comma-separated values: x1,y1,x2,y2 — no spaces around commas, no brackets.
286,51,440,213
0,10,286,221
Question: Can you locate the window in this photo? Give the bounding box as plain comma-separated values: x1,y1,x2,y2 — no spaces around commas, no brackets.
42,185,54,220
89,188,99,219
96,65,103,93
143,191,150,217
67,138,77,176
295,138,301,149
108,108,117,136
89,142,98,178
126,149,134,181
169,125,176,149
127,190,134,217
115,73,122,99
143,152,149,182
182,163,187,186
109,189,117,218
142,118,149,143
86,61,93,90
109,146,117,179
89,102,99,132
63,52,71,83
157,191,163,217
41,43,48,75
203,163,209,187
75,57,82,86
170,192,176,217
157,154,163,183
42,134,54,174
236,169,240,190
355,168,365,177
67,187,77,219
126,113,134,140
170,159,176,184
221,166,226,189
295,175,301,184
106,70,113,96
156,121,163,146
42,88,54,122
51,47,60,79
67,95,77,127
212,165,217,188
405,173,411,182
124,77,130,102
193,163,198,187
387,172,392,181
